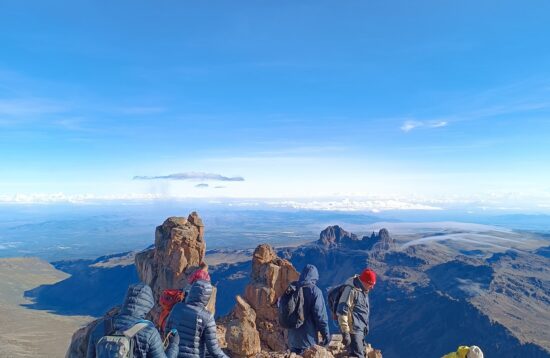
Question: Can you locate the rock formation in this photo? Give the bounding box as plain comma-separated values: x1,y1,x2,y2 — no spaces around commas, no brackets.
223,243,300,354
135,212,210,320
318,225,358,248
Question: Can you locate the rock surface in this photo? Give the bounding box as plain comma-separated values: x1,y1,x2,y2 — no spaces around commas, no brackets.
135,212,208,320
223,243,299,354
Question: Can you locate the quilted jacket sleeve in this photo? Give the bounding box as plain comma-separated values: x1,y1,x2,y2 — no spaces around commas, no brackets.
203,314,228,358
145,328,178,358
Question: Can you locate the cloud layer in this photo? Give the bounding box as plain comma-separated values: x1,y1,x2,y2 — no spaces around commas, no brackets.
133,172,244,182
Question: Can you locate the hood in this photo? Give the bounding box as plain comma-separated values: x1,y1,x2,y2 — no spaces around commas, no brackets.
119,283,155,318
186,279,212,307
299,264,319,285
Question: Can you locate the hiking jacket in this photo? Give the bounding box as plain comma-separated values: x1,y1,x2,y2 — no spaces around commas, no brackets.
287,264,330,350
166,280,228,358
336,275,370,335
86,283,178,358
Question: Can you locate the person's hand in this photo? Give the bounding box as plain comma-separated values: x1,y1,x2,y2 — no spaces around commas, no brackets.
168,329,180,346
342,332,351,347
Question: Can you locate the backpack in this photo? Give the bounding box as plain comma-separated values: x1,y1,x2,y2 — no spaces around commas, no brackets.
327,284,352,320
277,282,305,329
96,318,150,358
158,289,185,334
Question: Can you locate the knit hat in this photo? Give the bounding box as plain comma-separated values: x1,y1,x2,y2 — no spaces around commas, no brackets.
188,268,211,284
467,346,483,358
359,268,377,286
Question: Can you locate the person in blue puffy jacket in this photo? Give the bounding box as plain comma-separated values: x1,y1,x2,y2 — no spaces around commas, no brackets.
86,282,179,358
167,280,228,358
288,264,331,354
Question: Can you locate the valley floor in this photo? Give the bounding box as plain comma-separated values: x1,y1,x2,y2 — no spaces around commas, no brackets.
0,258,91,358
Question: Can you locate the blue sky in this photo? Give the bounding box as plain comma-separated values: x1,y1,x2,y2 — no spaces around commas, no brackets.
1,1,550,211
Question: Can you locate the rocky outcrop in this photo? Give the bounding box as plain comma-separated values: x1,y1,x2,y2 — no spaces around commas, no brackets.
318,225,358,248
136,213,205,297
221,295,261,357
317,226,395,252
363,229,396,252
135,212,208,320
223,244,299,354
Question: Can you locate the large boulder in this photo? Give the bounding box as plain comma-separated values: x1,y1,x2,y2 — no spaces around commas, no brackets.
223,244,299,353
222,295,262,357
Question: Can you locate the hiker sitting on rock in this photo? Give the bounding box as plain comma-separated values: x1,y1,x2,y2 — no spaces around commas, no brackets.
86,282,179,358
167,279,228,358
336,268,376,358
287,264,331,355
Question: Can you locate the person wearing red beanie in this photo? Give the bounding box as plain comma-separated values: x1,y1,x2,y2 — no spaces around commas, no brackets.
336,268,377,358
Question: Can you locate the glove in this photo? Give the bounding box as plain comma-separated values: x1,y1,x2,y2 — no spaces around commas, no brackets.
168,329,180,346
342,332,351,347
320,334,331,347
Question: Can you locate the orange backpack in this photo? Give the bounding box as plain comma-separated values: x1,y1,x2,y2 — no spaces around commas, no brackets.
158,289,184,334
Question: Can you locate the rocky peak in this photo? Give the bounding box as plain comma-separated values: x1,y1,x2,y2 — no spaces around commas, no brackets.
317,225,358,248
363,228,396,251
136,212,207,319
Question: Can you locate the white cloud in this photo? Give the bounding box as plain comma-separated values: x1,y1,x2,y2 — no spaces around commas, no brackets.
400,119,448,132
265,198,442,212
133,172,245,182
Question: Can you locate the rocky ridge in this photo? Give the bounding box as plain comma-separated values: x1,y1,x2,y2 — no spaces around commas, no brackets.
67,213,381,358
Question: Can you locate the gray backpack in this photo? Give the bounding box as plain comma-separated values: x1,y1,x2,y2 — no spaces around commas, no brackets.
96,319,150,358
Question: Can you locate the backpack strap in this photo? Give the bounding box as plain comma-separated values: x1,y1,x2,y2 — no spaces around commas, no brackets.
103,318,116,335
123,320,151,338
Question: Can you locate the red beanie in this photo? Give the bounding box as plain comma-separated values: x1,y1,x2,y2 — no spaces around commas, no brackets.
188,268,211,284
359,268,376,286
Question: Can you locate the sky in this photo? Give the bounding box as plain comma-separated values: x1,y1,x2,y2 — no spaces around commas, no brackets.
1,1,550,212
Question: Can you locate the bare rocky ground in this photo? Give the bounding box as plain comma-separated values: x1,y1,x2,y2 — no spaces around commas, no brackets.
0,258,90,358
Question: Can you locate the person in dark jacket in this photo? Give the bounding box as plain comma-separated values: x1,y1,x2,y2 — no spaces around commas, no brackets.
86,282,179,358
337,268,376,358
167,280,228,358
288,264,331,354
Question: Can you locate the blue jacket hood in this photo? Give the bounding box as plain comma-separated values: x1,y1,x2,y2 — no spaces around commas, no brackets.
186,279,212,307
299,264,319,285
119,282,155,319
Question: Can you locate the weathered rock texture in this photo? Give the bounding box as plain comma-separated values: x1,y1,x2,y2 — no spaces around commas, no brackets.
222,244,299,355
135,212,210,320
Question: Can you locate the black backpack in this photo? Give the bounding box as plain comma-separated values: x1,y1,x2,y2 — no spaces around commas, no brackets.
277,282,305,329
327,284,348,320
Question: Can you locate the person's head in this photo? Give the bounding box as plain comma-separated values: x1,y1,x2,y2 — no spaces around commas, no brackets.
467,346,483,358
359,268,376,291
185,279,213,307
119,282,155,318
188,267,211,284
299,264,319,284
199,261,209,271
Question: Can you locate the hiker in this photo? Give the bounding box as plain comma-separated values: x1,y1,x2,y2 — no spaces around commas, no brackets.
185,262,211,292
282,264,330,354
86,282,179,358
336,268,376,358
166,279,228,358
158,262,212,334
442,345,484,358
